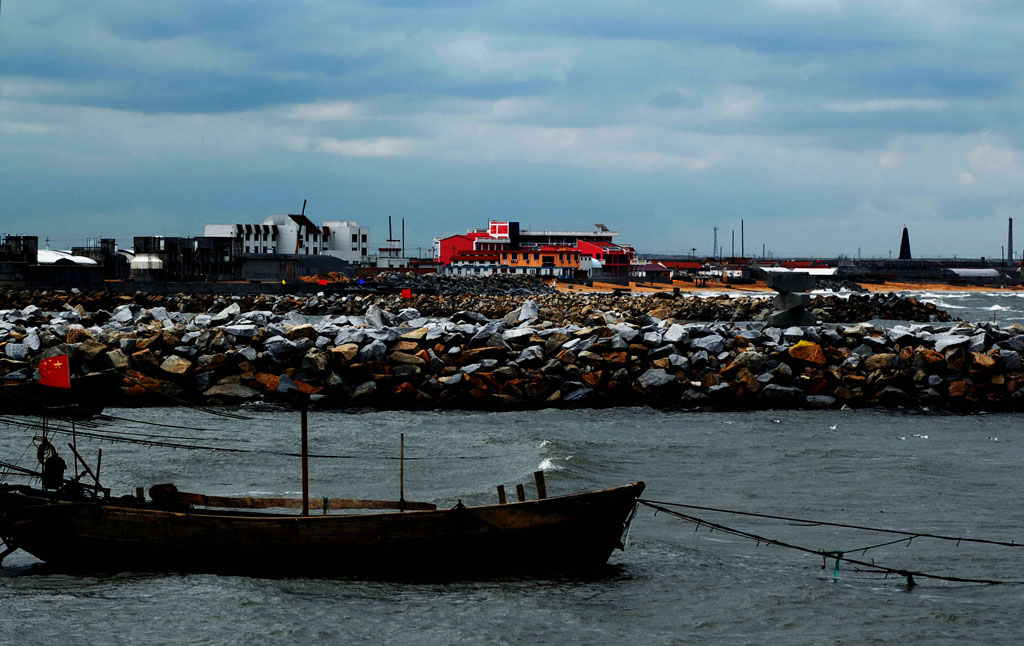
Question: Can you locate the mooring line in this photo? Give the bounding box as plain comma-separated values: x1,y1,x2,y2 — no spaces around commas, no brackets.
639,498,1021,549
639,500,1024,586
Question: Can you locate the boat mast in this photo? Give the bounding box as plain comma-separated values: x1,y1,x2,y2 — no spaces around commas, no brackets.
300,404,309,517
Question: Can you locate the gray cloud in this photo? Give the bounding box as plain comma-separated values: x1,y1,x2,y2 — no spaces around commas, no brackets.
2,1,1024,257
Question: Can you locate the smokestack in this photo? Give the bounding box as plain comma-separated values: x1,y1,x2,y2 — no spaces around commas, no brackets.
741,219,744,257
402,218,405,257
1009,218,1014,265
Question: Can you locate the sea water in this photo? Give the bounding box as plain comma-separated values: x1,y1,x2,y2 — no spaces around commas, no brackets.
2,406,1023,645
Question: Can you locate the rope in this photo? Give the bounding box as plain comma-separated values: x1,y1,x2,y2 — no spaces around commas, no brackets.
639,500,1024,586
120,373,254,420
639,499,1021,549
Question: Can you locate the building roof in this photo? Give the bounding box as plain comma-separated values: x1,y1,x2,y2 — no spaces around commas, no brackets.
38,249,98,265
288,214,319,230
658,260,703,270
638,262,670,272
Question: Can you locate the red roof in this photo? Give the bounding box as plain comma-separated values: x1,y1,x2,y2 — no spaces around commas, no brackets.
659,260,703,270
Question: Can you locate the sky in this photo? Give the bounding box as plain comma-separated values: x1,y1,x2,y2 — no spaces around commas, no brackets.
2,1,1024,260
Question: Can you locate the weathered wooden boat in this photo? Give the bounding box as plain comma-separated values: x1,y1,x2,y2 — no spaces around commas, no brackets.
0,479,644,577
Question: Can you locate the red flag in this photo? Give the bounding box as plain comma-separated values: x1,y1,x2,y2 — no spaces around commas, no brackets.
401,288,412,299
38,355,71,389
318,279,328,286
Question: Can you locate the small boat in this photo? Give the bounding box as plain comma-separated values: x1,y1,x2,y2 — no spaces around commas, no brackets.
0,480,644,577
0,371,118,418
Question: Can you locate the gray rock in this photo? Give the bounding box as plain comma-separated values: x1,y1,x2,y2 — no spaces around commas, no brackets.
691,334,724,354
365,304,390,329
564,387,594,402
759,384,803,401
223,324,257,338
357,339,387,362
663,323,687,344
805,395,836,408
668,354,691,371
4,343,28,360
238,347,259,362
1001,349,1022,371
519,300,539,321
934,333,971,353
517,345,545,365
278,374,298,392
638,368,676,389
263,335,297,356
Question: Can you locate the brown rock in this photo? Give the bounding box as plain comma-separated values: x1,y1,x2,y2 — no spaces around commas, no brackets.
160,355,192,375
66,328,93,344
400,327,429,340
390,351,426,366
734,367,760,393
250,373,280,392
912,349,945,373
863,353,895,371
948,380,968,397
946,348,965,372
331,343,360,364
971,352,997,370
788,341,826,366
77,339,109,361
393,340,419,353
284,324,317,341
131,348,161,372
106,349,130,370
604,351,628,366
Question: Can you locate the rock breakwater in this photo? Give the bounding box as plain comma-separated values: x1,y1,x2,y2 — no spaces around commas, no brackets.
2,291,1015,413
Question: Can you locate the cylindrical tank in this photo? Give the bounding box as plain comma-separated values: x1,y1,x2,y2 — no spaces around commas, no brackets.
130,253,164,281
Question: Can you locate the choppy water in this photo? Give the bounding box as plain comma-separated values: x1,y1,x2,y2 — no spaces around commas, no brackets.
2,406,1024,645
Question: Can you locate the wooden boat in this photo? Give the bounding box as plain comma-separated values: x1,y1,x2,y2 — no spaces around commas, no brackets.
0,371,118,418
0,480,644,577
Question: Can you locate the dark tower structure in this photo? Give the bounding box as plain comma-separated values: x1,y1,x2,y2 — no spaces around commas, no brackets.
898,226,912,260
1009,218,1014,264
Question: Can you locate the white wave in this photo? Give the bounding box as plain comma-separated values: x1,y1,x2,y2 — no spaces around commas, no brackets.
920,299,967,310
539,440,551,448
537,457,565,471
985,305,1010,311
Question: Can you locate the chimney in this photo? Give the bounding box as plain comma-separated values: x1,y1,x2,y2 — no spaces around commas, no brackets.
1009,218,1014,265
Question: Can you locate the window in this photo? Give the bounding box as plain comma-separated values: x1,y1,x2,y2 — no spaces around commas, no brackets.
362,234,367,243
362,248,367,256
352,234,358,243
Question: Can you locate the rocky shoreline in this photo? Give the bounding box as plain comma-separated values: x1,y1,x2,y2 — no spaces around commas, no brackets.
3,285,1018,412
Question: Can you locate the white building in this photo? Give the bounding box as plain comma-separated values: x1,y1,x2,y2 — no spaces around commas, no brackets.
204,214,370,261
322,220,370,262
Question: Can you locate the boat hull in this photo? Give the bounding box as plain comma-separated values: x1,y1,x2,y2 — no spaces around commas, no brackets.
0,482,644,577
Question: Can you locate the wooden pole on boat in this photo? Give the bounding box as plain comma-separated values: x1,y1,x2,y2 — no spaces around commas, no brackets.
497,484,507,504
534,470,547,499
301,405,309,517
399,433,405,511
515,484,526,502
67,443,101,490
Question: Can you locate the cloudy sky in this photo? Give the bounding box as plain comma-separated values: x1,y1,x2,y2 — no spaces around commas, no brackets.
2,1,1024,259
